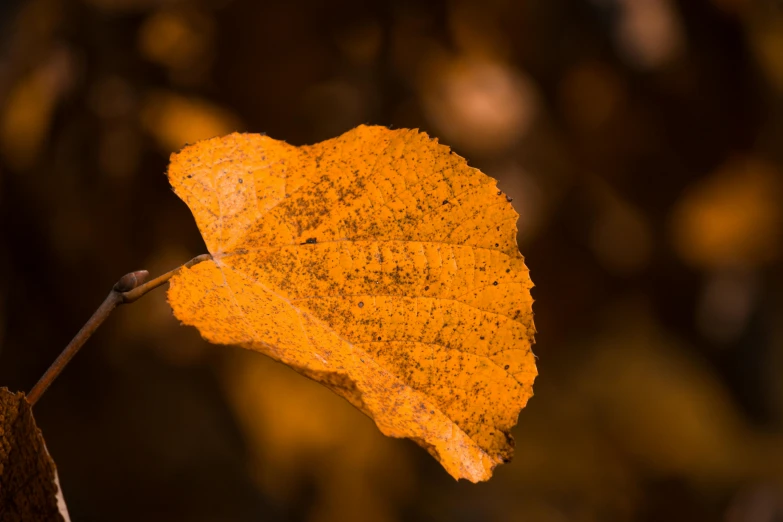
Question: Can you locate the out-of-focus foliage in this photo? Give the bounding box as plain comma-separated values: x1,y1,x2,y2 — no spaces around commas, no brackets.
0,0,782,520
140,90,240,152
671,157,782,269
225,353,413,522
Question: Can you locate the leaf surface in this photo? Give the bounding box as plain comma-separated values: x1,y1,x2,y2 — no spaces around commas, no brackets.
0,388,67,522
167,125,536,481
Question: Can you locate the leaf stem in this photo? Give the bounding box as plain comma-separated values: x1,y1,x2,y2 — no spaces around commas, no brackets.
26,254,211,406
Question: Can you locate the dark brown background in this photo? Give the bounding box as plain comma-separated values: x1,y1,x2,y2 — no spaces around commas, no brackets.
1,0,783,520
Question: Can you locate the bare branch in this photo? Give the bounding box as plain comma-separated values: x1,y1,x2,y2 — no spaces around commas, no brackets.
27,254,212,406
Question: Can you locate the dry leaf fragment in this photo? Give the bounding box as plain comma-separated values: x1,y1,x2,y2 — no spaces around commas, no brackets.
0,388,66,522
166,125,537,481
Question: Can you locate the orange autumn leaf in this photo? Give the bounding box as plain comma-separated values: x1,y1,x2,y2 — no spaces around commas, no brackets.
166,125,537,482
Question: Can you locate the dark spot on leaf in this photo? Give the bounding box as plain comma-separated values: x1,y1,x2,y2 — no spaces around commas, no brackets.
495,243,499,247
424,286,429,291
493,281,498,286
504,365,510,370
497,190,502,196
238,178,243,184
358,301,364,308
304,238,317,244
506,269,510,273
480,336,485,340
442,200,449,205
377,336,382,341
506,196,513,202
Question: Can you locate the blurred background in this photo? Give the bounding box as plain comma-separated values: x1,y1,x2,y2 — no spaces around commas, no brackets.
1,0,783,520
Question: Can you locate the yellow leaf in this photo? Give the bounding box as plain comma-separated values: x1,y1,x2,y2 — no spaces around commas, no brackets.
166,125,537,481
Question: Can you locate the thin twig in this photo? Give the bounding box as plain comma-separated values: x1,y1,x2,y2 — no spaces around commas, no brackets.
26,254,211,406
